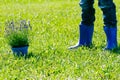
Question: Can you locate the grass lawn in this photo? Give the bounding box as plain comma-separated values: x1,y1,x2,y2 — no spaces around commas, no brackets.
0,0,120,79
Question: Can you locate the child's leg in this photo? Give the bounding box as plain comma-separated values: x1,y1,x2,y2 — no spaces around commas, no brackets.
99,0,117,50
80,0,95,26
69,0,95,49
98,0,117,27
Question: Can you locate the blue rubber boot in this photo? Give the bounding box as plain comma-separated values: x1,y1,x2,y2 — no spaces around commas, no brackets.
69,24,94,49
104,26,118,50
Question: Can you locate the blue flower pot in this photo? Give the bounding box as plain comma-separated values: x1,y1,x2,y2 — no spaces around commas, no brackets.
12,46,29,56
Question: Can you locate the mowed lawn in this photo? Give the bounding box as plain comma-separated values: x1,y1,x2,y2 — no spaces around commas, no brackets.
0,0,120,79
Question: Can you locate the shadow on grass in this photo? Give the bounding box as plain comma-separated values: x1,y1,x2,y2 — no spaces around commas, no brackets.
26,52,35,58
13,52,41,59
85,44,120,54
25,52,42,59
111,46,120,54
13,52,38,59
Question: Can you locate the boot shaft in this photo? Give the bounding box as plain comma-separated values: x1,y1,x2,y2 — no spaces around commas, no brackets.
104,26,117,50
79,24,94,46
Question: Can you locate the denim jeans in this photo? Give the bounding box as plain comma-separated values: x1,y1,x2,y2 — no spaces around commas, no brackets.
79,0,117,27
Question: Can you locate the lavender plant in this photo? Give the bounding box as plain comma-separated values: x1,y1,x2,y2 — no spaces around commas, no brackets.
5,20,32,48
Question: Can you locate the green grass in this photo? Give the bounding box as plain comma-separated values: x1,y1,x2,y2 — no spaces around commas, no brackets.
0,0,120,79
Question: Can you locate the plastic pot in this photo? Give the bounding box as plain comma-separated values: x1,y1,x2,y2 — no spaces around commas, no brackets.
11,46,29,56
